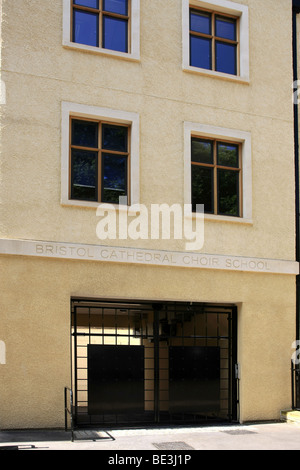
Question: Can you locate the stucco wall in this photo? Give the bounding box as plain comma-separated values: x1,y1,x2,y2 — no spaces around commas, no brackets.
0,254,296,428
0,0,297,429
0,0,295,259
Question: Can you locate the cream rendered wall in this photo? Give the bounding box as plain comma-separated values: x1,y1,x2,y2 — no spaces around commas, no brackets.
0,255,296,428
0,0,295,259
0,0,297,429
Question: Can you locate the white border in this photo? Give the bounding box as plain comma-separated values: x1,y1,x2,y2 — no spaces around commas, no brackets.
182,0,250,83
184,121,252,223
61,101,140,209
62,0,140,61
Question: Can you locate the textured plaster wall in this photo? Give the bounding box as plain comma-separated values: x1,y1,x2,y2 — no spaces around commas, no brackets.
0,0,296,259
0,255,295,428
0,0,297,429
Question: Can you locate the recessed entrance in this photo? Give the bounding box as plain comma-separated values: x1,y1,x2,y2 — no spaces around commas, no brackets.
71,299,238,427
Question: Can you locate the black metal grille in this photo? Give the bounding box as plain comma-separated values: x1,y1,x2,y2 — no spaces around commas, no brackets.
71,299,238,427
292,360,300,409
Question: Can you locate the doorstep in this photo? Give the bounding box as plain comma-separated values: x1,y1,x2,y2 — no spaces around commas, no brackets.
280,409,300,425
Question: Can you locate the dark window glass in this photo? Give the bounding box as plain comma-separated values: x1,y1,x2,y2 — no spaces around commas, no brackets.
73,0,99,8
103,16,128,52
191,166,213,213
190,35,211,70
217,143,239,168
102,124,127,152
73,10,99,47
218,169,239,216
190,10,211,35
103,0,128,15
102,155,127,203
72,120,98,148
191,139,213,164
215,41,236,75
215,16,236,40
71,149,98,201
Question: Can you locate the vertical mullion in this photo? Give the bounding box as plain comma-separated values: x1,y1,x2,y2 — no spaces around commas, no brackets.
100,0,103,48
127,125,130,205
69,117,72,199
214,141,218,214
127,0,131,53
71,1,74,42
238,143,243,217
212,12,215,71
236,16,240,76
98,122,102,202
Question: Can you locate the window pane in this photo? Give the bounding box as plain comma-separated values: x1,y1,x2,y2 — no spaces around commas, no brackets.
218,169,239,216
74,0,99,8
103,16,128,53
72,120,98,148
191,139,213,164
191,166,213,213
190,10,211,35
71,149,98,201
190,35,211,70
215,41,237,75
102,154,127,203
103,0,128,15
217,143,239,168
73,10,99,47
102,124,127,152
215,16,236,40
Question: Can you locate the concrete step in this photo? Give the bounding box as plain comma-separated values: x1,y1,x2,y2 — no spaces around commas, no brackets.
281,409,300,425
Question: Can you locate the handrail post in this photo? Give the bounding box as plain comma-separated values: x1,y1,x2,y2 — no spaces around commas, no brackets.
292,360,295,410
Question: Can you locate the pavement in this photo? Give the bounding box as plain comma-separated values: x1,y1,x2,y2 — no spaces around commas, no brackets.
1,421,300,451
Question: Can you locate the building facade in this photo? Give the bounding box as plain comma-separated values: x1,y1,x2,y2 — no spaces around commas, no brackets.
0,0,299,430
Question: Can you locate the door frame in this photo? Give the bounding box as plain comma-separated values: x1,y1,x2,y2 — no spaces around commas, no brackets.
71,298,238,427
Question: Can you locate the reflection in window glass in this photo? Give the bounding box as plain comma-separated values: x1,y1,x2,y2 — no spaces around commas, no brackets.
218,169,239,216
72,0,129,53
102,124,128,152
102,155,127,203
190,36,211,70
103,0,128,15
103,16,128,52
190,10,211,35
74,0,99,8
191,138,241,217
192,166,213,214
189,9,238,76
73,10,99,47
191,139,213,164
72,120,98,148
71,149,98,201
216,42,237,75
70,119,129,204
215,16,236,41
217,143,239,168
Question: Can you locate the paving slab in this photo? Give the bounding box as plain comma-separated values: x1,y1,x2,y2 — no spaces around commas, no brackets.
1,422,300,451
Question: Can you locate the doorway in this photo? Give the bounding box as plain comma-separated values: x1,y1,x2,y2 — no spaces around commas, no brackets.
71,299,238,427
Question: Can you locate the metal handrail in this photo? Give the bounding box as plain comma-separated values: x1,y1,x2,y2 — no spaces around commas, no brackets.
291,360,300,410
64,387,74,442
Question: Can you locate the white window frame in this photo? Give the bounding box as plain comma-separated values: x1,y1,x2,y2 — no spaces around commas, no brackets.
184,121,252,223
62,0,140,61
182,0,250,83
61,101,140,209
